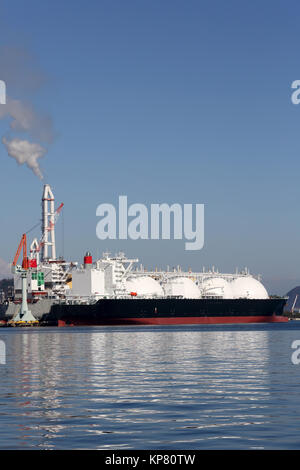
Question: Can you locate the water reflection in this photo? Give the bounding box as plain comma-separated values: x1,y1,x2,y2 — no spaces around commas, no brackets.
0,325,300,449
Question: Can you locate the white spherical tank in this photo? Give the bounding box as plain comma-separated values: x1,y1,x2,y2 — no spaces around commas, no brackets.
231,277,269,299
125,278,140,294
125,276,164,297
201,277,233,299
164,277,201,299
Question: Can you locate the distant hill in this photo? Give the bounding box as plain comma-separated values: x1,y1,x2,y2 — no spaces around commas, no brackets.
285,286,300,312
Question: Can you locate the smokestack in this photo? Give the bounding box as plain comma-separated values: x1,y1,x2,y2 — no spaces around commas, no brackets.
84,252,93,270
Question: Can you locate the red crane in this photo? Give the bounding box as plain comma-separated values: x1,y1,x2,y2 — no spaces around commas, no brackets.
12,233,29,271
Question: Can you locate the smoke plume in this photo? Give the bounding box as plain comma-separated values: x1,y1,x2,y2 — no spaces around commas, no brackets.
2,137,46,180
0,46,54,179
0,45,46,93
0,97,54,143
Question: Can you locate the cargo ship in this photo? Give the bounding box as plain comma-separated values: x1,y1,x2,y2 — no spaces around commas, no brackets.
38,250,286,326
0,184,288,326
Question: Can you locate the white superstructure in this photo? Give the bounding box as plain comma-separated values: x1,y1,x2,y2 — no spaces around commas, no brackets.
65,251,270,302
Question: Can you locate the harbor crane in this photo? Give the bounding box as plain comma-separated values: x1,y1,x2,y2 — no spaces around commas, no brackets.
11,233,38,324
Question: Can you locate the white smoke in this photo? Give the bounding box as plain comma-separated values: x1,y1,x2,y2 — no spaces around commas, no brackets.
2,137,46,179
0,45,45,93
0,97,54,143
0,46,54,179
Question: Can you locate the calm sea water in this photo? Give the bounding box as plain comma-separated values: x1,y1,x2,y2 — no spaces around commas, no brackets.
0,322,300,450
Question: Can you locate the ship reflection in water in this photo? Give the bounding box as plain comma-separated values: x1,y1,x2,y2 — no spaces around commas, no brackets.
1,323,300,449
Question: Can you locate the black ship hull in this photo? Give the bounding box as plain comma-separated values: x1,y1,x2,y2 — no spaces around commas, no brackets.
41,297,288,326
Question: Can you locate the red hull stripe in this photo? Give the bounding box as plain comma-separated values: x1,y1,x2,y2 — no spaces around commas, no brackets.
58,315,288,327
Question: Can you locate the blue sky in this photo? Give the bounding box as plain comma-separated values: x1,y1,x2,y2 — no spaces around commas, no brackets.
0,0,300,294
